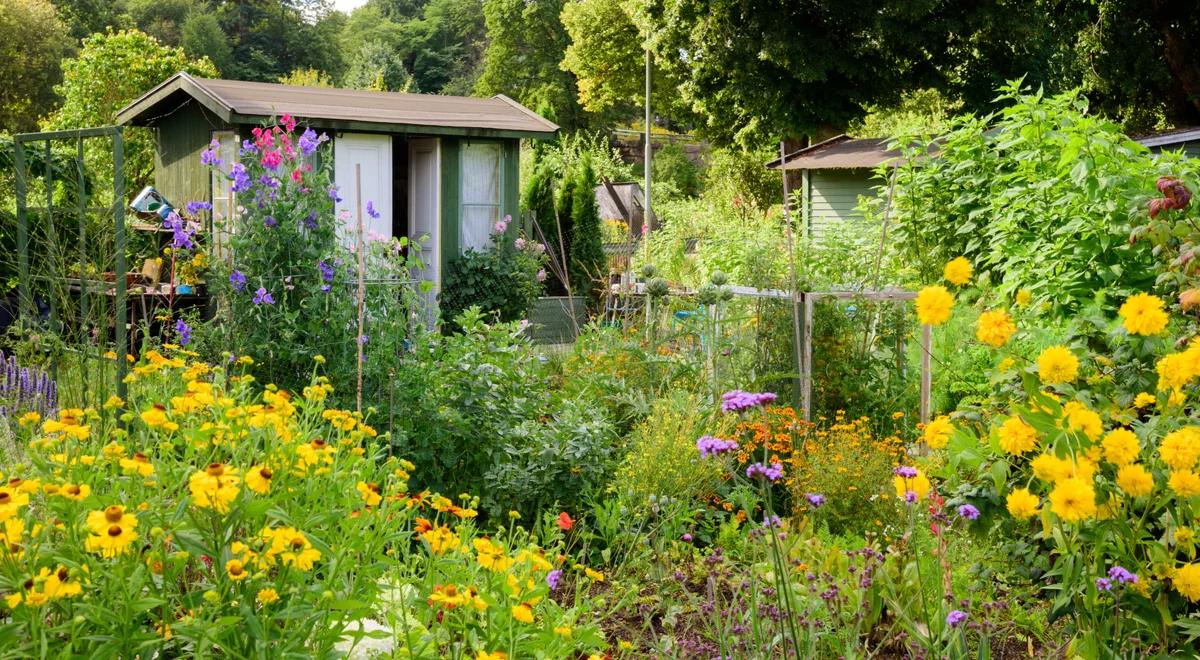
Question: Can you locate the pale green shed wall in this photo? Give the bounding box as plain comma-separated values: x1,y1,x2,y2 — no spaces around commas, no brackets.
801,168,879,237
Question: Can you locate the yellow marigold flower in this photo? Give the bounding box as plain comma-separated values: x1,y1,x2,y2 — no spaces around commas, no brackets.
915,285,954,326
245,465,273,495
1037,346,1079,385
356,481,382,508
421,525,460,555
187,464,241,513
1119,293,1169,336
1174,563,1200,602
474,537,512,572
17,411,40,428
943,257,973,286
975,309,1015,347
554,625,572,638
997,417,1038,455
476,651,507,660
511,603,534,624
119,453,155,477
1031,453,1073,482
1134,392,1157,408
0,486,30,521
1169,470,1200,497
1048,477,1097,522
923,415,954,450
1160,428,1200,471
1101,428,1140,466
85,520,138,557
226,559,249,581
256,588,280,605
1156,346,1200,391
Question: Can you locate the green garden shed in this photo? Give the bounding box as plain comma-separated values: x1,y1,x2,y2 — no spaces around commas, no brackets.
116,72,558,297
766,135,899,238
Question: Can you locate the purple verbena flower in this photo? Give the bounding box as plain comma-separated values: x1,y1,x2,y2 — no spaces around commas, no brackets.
946,610,968,627
1108,566,1138,584
546,569,562,591
253,287,275,305
958,504,980,520
893,466,918,479
1096,577,1113,591
805,493,826,508
696,435,738,458
229,270,247,292
746,462,784,482
904,491,918,504
721,390,778,413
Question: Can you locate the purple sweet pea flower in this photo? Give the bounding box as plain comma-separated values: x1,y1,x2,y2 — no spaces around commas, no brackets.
230,270,247,292
696,435,738,458
366,201,380,220
546,569,562,590
200,139,221,166
298,128,327,157
328,186,342,203
230,163,252,193
946,610,967,627
302,211,319,230
252,287,275,305
185,201,213,215
174,318,191,346
957,504,980,520
263,215,278,229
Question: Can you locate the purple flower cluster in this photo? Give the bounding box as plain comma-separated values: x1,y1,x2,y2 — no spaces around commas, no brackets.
366,200,380,220
0,351,57,419
893,466,918,479
546,569,562,591
185,201,212,216
746,462,784,482
229,270,247,292
957,504,980,520
720,390,778,414
805,492,826,508
163,212,195,250
302,211,319,231
230,163,252,193
174,318,192,346
200,138,222,166
696,434,738,458
253,287,275,305
1096,577,1113,591
298,128,328,157
263,215,278,229
946,610,968,627
1108,566,1138,585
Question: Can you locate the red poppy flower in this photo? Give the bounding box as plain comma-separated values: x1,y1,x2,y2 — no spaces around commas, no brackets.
557,512,575,531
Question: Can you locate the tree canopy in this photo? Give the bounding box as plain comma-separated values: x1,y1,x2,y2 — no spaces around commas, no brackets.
0,0,74,133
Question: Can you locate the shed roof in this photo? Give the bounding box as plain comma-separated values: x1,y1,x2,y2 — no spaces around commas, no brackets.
117,72,559,139
766,135,901,170
1134,126,1200,149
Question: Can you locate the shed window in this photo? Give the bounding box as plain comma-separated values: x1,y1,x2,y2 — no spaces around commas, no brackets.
459,142,502,253
210,130,239,259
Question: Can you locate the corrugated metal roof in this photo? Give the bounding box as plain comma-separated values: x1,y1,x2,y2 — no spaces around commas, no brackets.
766,135,900,170
117,72,559,138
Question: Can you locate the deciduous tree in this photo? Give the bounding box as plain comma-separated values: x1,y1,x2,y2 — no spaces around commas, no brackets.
0,0,74,133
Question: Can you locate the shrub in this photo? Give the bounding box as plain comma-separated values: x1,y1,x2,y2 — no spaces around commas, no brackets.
439,232,547,331
615,390,730,504
652,141,703,199
569,155,606,308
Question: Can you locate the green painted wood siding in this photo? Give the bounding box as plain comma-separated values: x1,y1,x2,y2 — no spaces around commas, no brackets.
802,168,878,238
440,137,460,275
155,103,231,207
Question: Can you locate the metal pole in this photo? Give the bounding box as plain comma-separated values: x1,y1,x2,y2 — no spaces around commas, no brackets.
780,141,804,411
114,130,128,402
13,140,30,322
643,30,652,259
355,164,366,414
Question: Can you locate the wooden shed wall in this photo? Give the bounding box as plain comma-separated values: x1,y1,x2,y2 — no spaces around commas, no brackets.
802,168,878,237
154,102,229,208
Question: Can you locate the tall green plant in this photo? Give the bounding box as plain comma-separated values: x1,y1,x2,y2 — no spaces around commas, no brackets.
569,155,605,307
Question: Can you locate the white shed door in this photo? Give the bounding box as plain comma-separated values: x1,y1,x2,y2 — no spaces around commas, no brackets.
333,133,392,248
408,138,440,322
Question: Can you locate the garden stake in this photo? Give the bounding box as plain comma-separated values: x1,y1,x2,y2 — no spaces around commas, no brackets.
355,165,365,413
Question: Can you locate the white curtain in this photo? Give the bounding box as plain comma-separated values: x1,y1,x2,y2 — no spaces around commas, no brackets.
210,130,238,261
460,143,501,252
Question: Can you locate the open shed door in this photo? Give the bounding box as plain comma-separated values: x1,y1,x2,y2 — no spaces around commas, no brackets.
408,138,440,325
333,133,392,247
